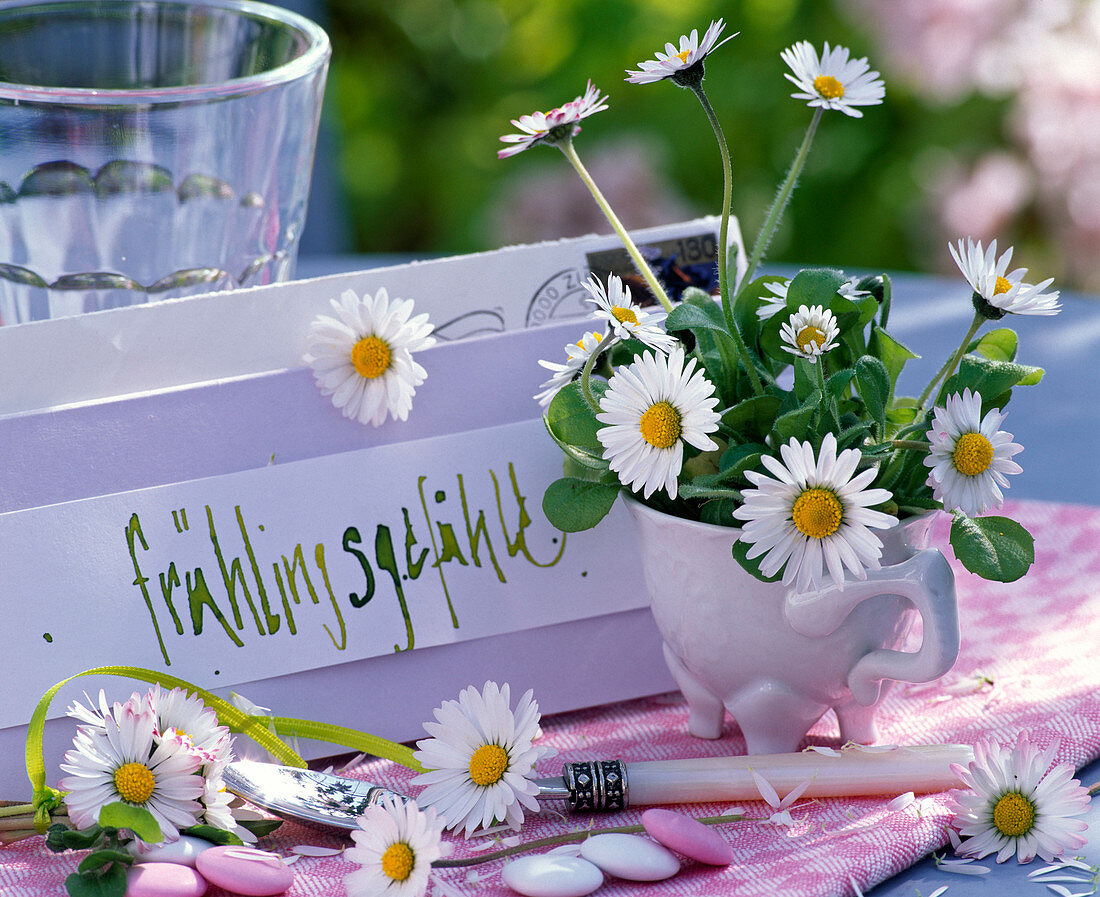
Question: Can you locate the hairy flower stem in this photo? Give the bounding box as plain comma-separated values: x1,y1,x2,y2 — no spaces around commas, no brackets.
558,139,674,313
691,85,764,397
741,107,823,290
917,311,984,408
432,812,744,868
891,439,931,452
0,802,68,843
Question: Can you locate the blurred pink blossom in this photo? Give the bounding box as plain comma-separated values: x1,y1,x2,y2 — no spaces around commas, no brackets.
935,153,1033,242
846,0,1100,289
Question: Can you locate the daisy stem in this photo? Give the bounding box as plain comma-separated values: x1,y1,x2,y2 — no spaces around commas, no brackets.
891,439,930,452
431,812,744,868
558,139,674,313
578,335,612,414
741,107,823,291
916,311,983,408
0,802,35,819
691,85,765,398
813,360,827,428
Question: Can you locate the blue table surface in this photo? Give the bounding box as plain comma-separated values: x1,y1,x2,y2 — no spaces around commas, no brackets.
296,253,1100,896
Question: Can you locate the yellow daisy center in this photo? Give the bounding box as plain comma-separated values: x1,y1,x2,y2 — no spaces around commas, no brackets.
992,791,1035,837
351,334,391,379
380,841,415,881
813,74,846,99
468,743,509,787
639,401,682,449
993,275,1013,296
792,487,843,539
578,332,603,350
952,432,994,476
113,761,156,804
611,306,638,325
796,325,827,353
674,49,690,64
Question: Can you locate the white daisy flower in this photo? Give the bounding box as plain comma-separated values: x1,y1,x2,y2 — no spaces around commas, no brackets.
923,388,1023,517
344,796,444,897
733,432,896,591
585,274,678,352
779,304,841,363
625,19,738,86
145,685,233,768
757,277,869,321
596,346,721,500
498,80,609,158
305,288,435,427
534,330,607,407
947,734,1090,864
59,698,205,839
781,41,885,118
949,238,1061,317
413,681,553,837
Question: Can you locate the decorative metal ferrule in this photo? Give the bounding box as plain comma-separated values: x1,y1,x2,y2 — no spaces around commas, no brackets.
562,760,628,813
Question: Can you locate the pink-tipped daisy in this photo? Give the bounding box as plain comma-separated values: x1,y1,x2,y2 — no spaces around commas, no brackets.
498,81,609,158
948,734,1090,864
59,699,205,840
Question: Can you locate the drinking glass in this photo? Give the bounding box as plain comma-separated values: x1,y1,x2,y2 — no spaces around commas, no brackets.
0,0,330,324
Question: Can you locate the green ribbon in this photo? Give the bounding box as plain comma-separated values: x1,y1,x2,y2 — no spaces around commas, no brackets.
27,666,422,833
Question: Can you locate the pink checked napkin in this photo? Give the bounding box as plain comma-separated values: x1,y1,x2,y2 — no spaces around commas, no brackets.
2,499,1099,897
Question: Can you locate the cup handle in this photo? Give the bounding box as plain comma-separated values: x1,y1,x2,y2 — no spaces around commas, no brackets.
783,549,960,706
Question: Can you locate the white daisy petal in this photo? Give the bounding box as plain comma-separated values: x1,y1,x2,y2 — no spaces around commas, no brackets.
733,432,896,590
412,682,553,837
304,288,435,428
595,346,721,500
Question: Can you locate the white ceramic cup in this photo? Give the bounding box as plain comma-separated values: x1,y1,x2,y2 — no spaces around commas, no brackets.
625,496,959,754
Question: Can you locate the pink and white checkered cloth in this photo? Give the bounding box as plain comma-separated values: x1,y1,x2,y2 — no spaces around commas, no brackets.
2,499,1099,897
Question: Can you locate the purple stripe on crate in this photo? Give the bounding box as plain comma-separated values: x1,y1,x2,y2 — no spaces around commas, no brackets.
0,320,585,513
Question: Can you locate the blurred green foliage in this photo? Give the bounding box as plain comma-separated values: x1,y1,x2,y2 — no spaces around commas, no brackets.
321,0,1007,274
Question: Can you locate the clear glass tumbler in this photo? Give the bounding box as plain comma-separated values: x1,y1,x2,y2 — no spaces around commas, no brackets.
0,0,330,324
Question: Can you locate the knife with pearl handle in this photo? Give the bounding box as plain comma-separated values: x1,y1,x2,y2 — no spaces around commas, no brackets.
223,744,973,831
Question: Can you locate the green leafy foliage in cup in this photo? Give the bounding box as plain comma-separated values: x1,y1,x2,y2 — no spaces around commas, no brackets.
502,22,1060,588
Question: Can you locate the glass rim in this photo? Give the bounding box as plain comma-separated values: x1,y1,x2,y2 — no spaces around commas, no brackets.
0,0,331,105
